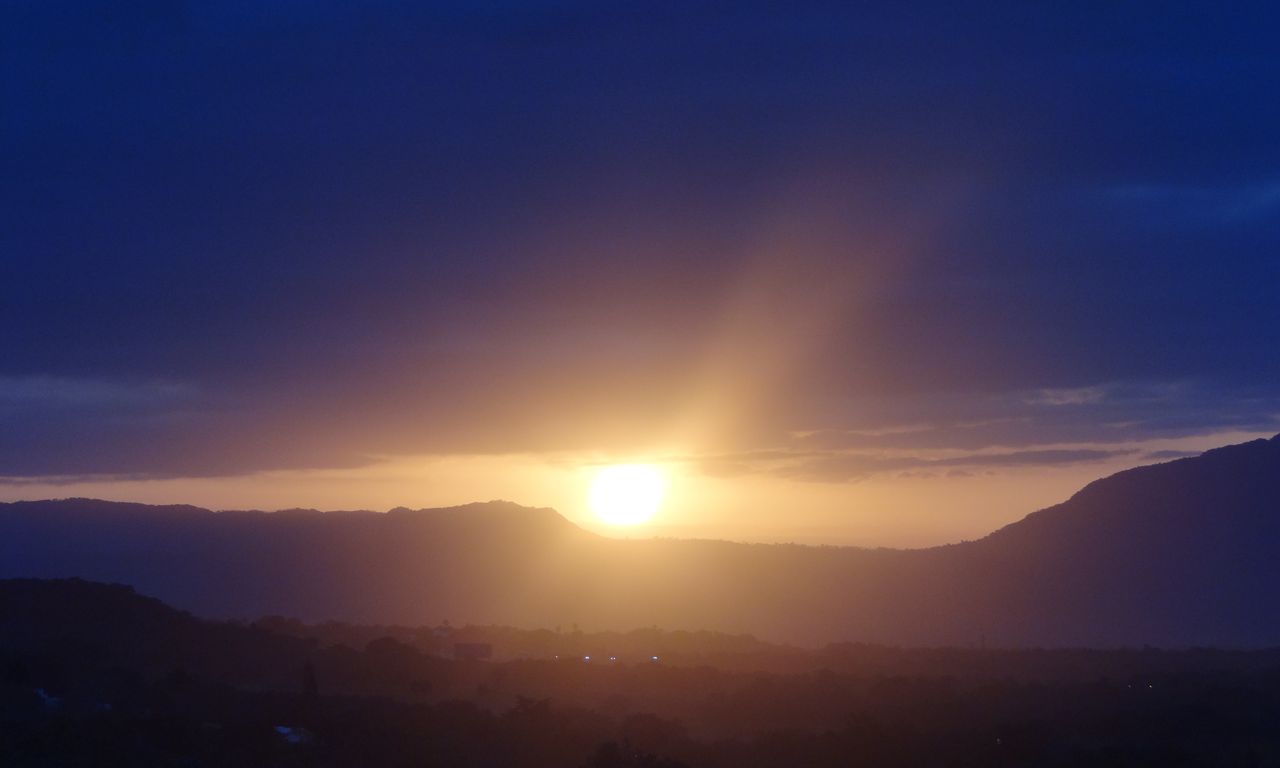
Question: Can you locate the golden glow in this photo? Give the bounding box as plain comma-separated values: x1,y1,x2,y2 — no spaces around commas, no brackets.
589,463,667,526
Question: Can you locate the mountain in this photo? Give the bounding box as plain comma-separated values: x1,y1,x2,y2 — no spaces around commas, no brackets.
0,500,587,628
3,435,1280,646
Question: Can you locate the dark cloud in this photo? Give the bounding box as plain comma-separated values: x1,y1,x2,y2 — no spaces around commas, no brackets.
2,1,1279,477
777,448,1137,483
790,381,1280,453
1144,449,1203,461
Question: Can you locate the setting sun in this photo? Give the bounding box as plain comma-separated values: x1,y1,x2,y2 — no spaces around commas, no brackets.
589,463,667,526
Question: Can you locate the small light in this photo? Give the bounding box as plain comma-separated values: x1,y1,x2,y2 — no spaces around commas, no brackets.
651,655,659,662
584,655,590,662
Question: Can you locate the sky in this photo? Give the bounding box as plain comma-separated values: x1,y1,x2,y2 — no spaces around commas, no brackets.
2,1,1279,545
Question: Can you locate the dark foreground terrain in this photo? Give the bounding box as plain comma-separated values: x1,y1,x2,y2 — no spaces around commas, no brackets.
5,580,1280,767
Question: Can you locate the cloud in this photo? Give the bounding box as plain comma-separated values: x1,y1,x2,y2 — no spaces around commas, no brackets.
0,376,194,410
0,3,1278,480
791,380,1280,453
776,448,1136,483
0,374,371,479
1143,449,1202,461
1026,387,1108,406
1103,181,1280,222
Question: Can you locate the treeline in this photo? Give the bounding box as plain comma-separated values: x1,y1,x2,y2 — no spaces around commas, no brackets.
7,580,1280,765
8,654,1280,766
255,613,1280,682
253,615,796,670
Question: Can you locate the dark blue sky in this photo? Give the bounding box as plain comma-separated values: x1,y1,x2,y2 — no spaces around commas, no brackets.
3,0,1279,482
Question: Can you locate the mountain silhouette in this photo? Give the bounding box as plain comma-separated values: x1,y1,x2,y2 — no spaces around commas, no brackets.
3,435,1279,646
0,578,318,691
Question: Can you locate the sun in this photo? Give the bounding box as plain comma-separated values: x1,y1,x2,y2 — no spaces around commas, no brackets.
589,463,667,526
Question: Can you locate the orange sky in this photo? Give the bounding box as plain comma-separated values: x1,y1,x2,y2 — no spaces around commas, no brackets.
2,429,1268,548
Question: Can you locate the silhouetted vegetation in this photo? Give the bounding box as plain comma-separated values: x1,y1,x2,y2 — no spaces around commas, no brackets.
6,579,1280,766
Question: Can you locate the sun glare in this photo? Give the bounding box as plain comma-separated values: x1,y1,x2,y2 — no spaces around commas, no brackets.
589,463,666,526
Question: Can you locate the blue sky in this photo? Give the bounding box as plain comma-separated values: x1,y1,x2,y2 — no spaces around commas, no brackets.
2,1,1278,531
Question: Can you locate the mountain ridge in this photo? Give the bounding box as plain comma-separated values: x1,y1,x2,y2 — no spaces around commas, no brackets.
3,435,1279,646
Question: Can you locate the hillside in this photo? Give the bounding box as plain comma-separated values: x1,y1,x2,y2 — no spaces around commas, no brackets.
3,435,1279,646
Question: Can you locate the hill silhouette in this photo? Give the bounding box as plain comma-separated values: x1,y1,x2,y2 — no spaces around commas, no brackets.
0,578,318,692
3,435,1280,646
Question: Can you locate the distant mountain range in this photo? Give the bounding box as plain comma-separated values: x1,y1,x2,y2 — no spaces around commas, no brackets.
3,434,1279,647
